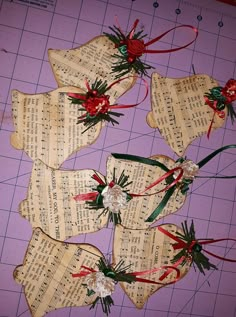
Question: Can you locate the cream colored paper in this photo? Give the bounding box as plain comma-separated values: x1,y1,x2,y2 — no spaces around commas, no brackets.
20,156,185,240
106,155,186,228
48,36,136,101
113,224,190,309
14,228,103,317
147,73,226,156
11,87,102,169
20,159,108,240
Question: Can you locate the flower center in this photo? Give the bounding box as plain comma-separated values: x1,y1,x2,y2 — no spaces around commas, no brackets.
83,95,110,117
85,271,115,298
174,160,199,181
102,184,128,213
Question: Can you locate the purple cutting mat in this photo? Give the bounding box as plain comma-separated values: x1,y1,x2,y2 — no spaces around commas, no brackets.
0,0,236,316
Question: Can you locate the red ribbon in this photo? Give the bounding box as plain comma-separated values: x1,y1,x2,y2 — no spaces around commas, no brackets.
73,167,184,202
72,264,180,286
129,166,183,198
115,17,198,61
68,76,148,118
158,226,236,263
221,79,236,104
73,174,114,201
205,97,225,139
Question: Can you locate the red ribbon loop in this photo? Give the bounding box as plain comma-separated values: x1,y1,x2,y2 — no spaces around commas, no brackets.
130,166,183,198
143,24,198,54
115,17,198,58
205,97,225,139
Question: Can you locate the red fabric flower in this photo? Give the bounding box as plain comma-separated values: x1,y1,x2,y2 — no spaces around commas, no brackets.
221,79,236,104
83,95,110,116
126,39,145,58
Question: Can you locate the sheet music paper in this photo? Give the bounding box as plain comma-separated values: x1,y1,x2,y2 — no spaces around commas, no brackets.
113,224,190,309
14,228,103,317
147,73,226,156
20,156,185,240
106,155,186,228
11,87,102,168
20,159,108,240
48,36,136,101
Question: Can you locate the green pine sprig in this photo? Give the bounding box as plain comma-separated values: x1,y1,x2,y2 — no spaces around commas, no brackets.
86,169,132,225
97,258,136,283
86,258,135,315
68,79,125,132
89,295,114,316
111,53,153,78
78,111,124,134
104,25,154,78
171,221,217,275
205,86,236,124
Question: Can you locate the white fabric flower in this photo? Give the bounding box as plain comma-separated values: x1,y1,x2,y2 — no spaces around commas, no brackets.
85,271,115,298
174,160,199,181
102,184,128,213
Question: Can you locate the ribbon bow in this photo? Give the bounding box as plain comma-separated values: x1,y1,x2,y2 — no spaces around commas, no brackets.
68,76,148,133
104,18,198,78
204,78,236,138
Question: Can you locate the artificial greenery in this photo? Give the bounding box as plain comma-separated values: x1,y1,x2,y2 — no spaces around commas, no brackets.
104,25,153,78
68,79,124,133
171,221,217,275
87,169,133,225
86,258,135,315
205,86,236,123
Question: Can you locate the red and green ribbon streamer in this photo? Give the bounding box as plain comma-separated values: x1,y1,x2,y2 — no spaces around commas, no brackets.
74,145,236,222
72,263,181,286
158,226,236,264
112,144,236,222
73,160,184,206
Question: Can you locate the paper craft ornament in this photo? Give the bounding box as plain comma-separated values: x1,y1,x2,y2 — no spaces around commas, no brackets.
20,145,236,239
19,154,186,240
48,35,136,99
147,73,228,156
11,87,102,169
48,19,198,85
14,227,187,316
113,224,191,309
114,222,236,309
14,228,103,317
104,19,198,78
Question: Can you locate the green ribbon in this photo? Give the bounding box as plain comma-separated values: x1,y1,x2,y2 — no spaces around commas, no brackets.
197,144,236,169
112,144,236,222
112,153,170,172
